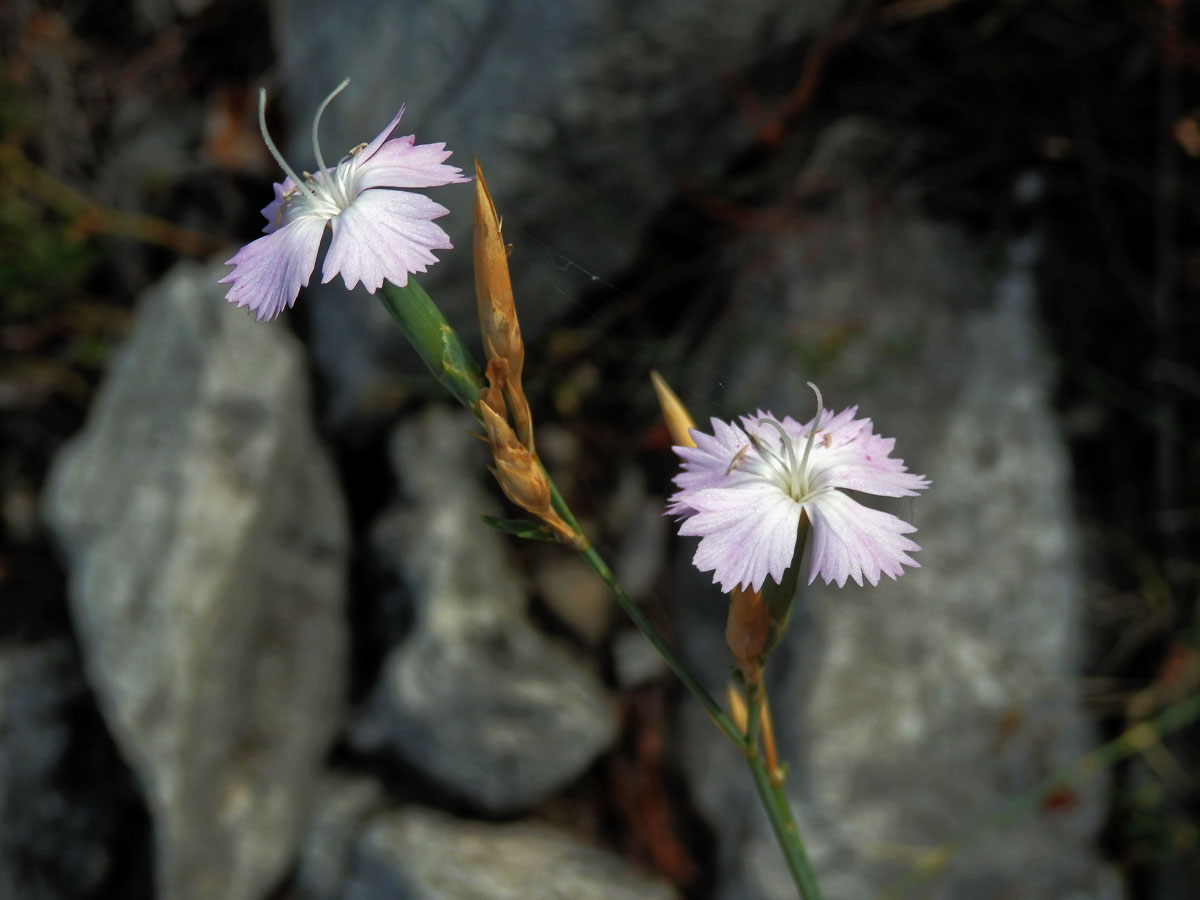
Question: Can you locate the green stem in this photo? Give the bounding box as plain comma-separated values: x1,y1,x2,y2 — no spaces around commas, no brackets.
375,285,744,747
375,282,821,893
378,280,485,412
761,515,807,658
576,539,747,749
746,682,825,900
541,467,744,744
746,678,765,746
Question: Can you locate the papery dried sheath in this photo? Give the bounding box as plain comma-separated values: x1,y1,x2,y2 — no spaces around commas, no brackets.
473,161,533,450
480,403,581,548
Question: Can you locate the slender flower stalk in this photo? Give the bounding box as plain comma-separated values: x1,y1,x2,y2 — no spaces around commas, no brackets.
377,279,485,412
372,267,741,751
745,685,824,900
657,376,930,900
577,544,748,747
655,372,827,900
227,128,843,896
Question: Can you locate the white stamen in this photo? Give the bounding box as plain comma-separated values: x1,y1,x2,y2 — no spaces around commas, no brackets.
740,384,829,503
258,88,312,197
747,431,789,485
311,78,351,205
726,444,751,474
756,418,800,489
796,382,824,483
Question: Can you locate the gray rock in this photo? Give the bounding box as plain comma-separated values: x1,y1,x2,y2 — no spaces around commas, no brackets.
267,0,845,428
612,628,668,691
608,466,669,604
674,201,1121,898
0,643,74,900
295,779,675,900
344,805,677,900
295,776,388,900
0,640,148,900
42,261,349,900
351,406,617,814
533,554,612,646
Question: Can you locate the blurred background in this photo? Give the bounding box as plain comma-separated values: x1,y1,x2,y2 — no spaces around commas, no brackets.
2,0,1199,898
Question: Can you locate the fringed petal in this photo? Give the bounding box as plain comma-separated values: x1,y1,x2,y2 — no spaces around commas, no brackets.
220,214,328,321
804,490,921,588
321,189,453,292
668,403,927,592
355,135,471,190
679,483,802,592
358,106,406,162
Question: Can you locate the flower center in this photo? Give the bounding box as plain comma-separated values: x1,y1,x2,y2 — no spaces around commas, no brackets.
739,383,828,504
258,78,355,216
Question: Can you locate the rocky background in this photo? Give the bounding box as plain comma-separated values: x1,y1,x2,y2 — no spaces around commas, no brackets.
3,1,1199,899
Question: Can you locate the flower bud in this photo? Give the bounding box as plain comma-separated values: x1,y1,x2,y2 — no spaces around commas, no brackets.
725,586,768,684
650,370,697,449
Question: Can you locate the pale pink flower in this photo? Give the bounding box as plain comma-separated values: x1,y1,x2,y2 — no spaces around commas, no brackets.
669,386,929,592
221,79,468,321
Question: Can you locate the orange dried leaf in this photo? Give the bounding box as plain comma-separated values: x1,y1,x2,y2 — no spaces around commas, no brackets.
479,403,581,548
473,161,533,450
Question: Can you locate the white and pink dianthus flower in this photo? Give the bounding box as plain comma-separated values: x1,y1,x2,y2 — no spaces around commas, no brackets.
669,386,929,592
221,79,469,321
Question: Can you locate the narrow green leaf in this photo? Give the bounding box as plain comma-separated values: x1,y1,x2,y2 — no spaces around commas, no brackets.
479,515,558,542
